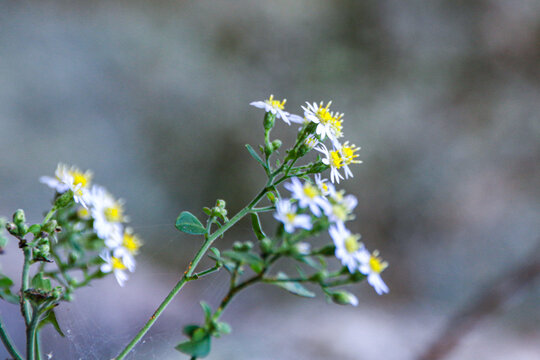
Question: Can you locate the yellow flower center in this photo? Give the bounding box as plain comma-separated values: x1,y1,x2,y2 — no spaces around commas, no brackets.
123,232,142,255
332,204,348,222
70,171,91,188
104,205,124,223
303,184,319,199
316,102,343,137
286,213,296,223
344,235,360,253
77,207,90,219
111,256,126,270
266,94,286,110
369,251,388,274
330,150,343,168
341,142,361,166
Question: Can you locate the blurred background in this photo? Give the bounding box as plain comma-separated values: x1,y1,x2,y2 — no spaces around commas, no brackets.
1,0,539,359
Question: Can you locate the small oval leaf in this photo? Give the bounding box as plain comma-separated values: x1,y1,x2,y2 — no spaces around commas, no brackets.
175,211,206,235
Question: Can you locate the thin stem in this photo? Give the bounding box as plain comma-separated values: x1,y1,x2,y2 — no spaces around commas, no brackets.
41,206,57,226
114,188,269,360
250,206,275,213
26,311,40,360
0,315,23,360
188,266,221,281
21,247,32,325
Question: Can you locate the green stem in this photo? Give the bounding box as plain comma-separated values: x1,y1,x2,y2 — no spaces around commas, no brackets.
188,266,221,281
35,331,42,360
26,311,40,360
21,247,32,325
41,206,57,226
114,188,269,360
0,315,23,360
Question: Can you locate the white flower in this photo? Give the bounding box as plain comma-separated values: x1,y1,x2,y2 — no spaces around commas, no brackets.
358,249,389,295
329,222,363,273
314,174,333,197
107,227,142,272
250,95,304,125
100,251,129,287
302,101,344,145
325,190,358,225
284,177,330,216
40,163,93,208
89,185,128,240
273,199,313,233
315,142,361,184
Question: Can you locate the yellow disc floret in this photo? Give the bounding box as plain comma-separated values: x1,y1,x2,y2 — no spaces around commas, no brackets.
104,203,125,223
340,142,362,166
111,256,127,270
302,183,319,199
315,101,344,138
265,94,286,110
123,229,142,255
369,250,388,274
344,234,361,253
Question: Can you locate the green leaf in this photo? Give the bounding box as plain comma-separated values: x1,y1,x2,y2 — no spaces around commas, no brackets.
0,276,13,288
250,213,266,241
175,335,211,358
32,272,52,291
28,224,42,235
200,301,212,323
38,310,65,337
272,272,316,298
182,324,200,337
175,211,206,235
245,144,267,169
0,288,19,304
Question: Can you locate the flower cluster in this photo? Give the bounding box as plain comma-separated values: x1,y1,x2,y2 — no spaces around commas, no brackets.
41,163,142,286
252,96,388,296
276,176,388,295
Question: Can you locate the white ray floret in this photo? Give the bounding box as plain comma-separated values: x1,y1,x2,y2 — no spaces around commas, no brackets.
273,199,313,233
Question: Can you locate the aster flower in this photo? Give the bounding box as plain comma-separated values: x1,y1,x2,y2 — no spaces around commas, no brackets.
89,185,128,241
315,142,361,184
100,251,129,287
250,95,303,125
108,227,142,272
329,222,363,273
273,199,313,233
325,190,358,225
314,174,333,197
302,101,344,145
40,163,93,208
358,249,389,295
284,177,330,216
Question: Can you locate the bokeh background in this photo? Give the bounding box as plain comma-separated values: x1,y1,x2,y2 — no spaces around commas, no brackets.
1,1,539,359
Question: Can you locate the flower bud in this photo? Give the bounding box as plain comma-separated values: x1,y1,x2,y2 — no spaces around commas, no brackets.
54,190,75,208
216,199,226,209
260,237,273,253
0,235,7,254
330,290,358,306
12,209,26,225
271,139,282,152
42,220,58,234
5,222,18,236
263,112,276,131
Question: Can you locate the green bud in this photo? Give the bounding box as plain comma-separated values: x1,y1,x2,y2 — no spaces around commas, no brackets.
28,224,42,236
13,209,26,225
263,112,276,131
233,241,253,252
63,291,74,302
51,287,63,301
216,199,226,209
266,192,277,204
5,222,18,236
260,237,273,253
310,270,328,283
42,220,58,234
17,224,28,236
55,190,75,208
329,290,359,306
271,139,282,152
